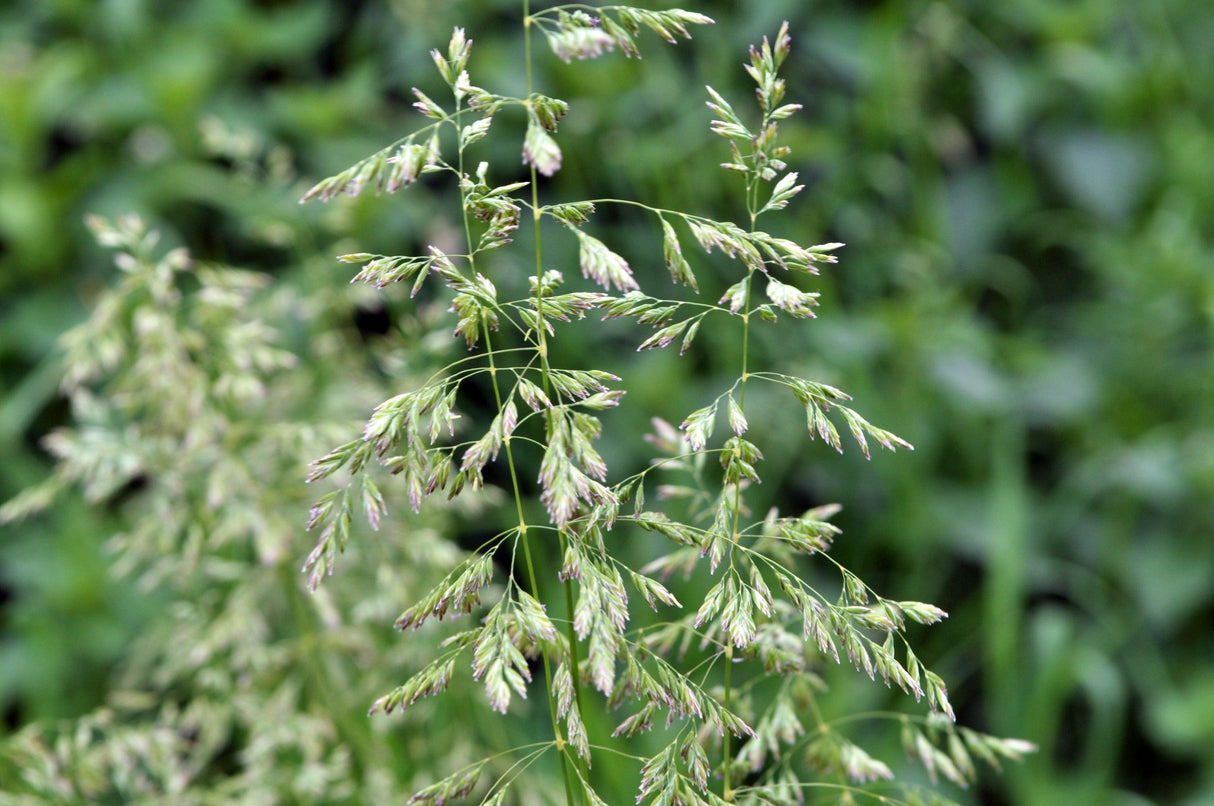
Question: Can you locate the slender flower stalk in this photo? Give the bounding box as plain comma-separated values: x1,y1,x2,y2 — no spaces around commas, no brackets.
294,7,1034,806
525,5,591,787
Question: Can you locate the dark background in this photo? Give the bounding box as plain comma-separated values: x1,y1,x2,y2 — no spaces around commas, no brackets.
1,1,1211,804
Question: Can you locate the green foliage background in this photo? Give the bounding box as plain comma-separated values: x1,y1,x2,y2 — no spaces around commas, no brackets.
1,1,1211,804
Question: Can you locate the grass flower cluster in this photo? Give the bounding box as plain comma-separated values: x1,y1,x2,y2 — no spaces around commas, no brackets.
0,213,498,802
0,4,1033,804
300,5,1033,805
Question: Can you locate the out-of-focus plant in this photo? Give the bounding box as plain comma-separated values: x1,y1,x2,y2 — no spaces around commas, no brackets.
299,6,1032,805
5,1,1213,804
0,213,499,803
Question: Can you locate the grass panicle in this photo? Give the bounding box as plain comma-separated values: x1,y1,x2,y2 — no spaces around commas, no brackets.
298,6,1033,805
0,4,1034,805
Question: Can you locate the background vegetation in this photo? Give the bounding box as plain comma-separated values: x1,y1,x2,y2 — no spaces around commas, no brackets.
1,1,1210,804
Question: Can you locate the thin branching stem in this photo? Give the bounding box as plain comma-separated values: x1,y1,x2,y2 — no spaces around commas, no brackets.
734,781,927,806
278,13,1028,806
484,324,579,806
455,47,580,796
526,3,590,793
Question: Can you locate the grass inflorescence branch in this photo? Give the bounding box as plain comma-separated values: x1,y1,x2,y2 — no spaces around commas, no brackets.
297,5,1034,806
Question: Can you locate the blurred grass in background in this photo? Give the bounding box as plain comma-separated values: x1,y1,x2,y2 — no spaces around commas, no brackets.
1,1,1211,804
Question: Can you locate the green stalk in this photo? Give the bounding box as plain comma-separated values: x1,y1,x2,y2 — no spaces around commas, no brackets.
722,175,763,805
454,57,579,801
483,323,578,806
524,3,552,390
722,643,735,802
525,0,590,782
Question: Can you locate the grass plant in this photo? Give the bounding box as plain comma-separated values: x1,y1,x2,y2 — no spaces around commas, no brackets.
0,4,1035,805
300,7,1033,805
